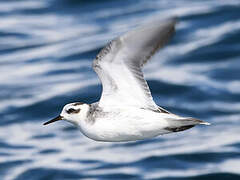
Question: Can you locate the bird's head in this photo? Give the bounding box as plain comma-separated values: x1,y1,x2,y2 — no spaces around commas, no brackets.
43,102,90,126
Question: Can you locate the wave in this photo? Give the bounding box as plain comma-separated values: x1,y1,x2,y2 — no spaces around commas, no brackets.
1,0,240,179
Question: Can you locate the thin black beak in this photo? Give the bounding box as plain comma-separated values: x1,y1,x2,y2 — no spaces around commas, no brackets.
43,115,63,125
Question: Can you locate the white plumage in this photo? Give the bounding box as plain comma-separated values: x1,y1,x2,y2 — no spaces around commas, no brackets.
44,17,210,142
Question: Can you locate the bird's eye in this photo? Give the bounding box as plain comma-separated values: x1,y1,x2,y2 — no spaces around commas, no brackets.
66,108,80,114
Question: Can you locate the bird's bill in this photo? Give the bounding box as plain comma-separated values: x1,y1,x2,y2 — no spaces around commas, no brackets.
43,115,63,125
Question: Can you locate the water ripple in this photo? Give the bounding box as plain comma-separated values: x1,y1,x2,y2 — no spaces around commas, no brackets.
1,0,240,179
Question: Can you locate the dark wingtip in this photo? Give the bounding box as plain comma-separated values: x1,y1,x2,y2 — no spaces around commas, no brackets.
165,125,195,132
185,117,211,126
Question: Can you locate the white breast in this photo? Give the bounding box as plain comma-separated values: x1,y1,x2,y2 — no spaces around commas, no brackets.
78,107,173,142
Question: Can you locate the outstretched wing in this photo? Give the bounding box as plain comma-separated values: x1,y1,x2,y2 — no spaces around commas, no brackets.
93,17,177,110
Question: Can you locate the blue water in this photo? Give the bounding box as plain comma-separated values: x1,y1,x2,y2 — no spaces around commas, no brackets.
1,0,240,179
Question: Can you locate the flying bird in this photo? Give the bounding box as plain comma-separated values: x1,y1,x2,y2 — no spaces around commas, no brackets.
44,17,210,142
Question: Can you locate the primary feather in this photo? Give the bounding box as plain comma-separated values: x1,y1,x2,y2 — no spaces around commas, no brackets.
93,17,177,111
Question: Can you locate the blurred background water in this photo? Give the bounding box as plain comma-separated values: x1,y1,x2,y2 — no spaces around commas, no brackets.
0,0,240,179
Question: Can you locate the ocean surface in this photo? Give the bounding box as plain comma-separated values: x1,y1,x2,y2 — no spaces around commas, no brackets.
1,0,240,179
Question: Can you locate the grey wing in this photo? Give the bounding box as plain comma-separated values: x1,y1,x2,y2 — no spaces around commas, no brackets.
93,17,177,110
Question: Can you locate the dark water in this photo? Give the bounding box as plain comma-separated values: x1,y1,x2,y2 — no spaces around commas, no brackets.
1,0,240,179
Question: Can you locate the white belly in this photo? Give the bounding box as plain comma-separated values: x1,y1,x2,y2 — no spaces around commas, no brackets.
79,108,174,142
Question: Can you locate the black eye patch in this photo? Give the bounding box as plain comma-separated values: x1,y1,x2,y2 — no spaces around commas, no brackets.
66,108,80,114
73,102,84,106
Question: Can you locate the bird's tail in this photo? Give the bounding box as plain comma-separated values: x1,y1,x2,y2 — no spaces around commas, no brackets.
165,117,210,133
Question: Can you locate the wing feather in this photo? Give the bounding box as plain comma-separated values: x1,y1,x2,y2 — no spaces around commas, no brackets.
93,17,177,110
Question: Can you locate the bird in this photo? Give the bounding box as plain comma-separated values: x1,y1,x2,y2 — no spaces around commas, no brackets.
43,17,210,142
